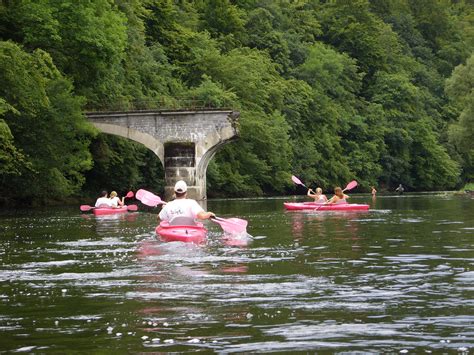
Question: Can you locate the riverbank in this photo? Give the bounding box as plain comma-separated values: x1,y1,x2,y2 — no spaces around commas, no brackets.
462,182,474,192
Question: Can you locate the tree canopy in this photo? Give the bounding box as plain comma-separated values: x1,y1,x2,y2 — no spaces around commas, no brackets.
0,0,472,203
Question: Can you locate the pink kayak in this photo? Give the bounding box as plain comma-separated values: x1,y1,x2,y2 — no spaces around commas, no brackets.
284,202,369,211
155,221,207,244
93,206,129,216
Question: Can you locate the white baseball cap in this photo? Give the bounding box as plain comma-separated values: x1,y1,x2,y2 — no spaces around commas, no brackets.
174,180,187,193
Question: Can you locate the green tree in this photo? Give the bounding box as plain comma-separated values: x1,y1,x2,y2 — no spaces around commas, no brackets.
196,0,246,50
1,0,128,106
292,42,365,188
370,71,460,189
317,0,402,80
0,41,95,202
0,99,32,178
446,53,474,180
84,134,164,195
116,0,182,108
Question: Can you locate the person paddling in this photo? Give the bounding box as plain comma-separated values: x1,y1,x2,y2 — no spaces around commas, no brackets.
109,191,124,207
307,187,328,203
158,180,215,225
95,191,112,208
327,186,349,204
371,186,377,197
395,184,404,195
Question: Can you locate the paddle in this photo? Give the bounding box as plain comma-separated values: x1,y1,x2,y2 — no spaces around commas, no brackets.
211,217,248,234
291,175,308,189
342,180,357,192
135,189,247,233
79,204,138,212
80,205,95,212
314,180,358,211
135,189,167,207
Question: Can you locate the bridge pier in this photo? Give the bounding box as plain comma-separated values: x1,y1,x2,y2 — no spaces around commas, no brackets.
86,109,239,200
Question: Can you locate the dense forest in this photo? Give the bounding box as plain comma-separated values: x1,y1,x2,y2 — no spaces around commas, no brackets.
0,0,473,204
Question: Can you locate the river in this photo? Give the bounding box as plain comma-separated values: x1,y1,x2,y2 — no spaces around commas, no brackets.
0,193,473,353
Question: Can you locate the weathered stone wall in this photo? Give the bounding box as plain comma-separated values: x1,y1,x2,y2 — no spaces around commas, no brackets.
86,109,239,200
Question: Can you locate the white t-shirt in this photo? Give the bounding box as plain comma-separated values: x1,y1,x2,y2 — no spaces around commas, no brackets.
110,196,121,207
159,198,204,222
95,197,112,208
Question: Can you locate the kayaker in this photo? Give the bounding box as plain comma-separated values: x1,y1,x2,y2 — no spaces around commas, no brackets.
307,187,328,203
395,184,404,195
95,191,112,208
327,187,349,204
158,180,215,224
109,191,124,207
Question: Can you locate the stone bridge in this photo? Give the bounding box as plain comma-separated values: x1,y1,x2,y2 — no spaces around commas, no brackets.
86,109,240,200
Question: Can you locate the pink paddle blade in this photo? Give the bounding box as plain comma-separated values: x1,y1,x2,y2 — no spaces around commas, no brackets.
126,204,138,211
135,189,166,207
80,205,94,212
218,217,248,228
343,180,358,192
135,189,145,200
125,191,134,198
291,175,308,188
212,217,248,234
291,175,303,185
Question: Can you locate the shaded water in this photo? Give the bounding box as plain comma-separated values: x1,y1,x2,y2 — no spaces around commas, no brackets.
0,194,473,353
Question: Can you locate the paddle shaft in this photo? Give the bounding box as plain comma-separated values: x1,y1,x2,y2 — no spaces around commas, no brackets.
80,204,137,212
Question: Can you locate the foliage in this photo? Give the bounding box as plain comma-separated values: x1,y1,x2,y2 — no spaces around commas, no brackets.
462,182,474,191
0,41,95,202
0,99,32,177
84,134,164,196
0,0,472,204
2,0,129,105
446,53,474,180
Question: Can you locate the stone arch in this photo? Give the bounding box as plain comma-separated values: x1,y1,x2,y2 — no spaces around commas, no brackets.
86,109,240,200
91,122,164,165
196,131,238,199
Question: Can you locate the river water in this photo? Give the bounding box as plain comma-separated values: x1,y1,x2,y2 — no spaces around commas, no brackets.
0,194,473,353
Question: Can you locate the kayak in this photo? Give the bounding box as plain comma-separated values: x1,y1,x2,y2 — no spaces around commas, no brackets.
93,206,129,216
155,221,207,243
284,202,370,211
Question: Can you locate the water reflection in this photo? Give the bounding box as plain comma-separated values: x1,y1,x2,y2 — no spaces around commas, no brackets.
133,234,254,349
80,212,139,236
287,210,367,247
222,232,252,248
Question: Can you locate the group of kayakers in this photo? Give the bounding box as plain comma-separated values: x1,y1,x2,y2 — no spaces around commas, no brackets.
94,190,125,208
307,186,350,204
93,181,215,225
95,181,406,225
306,184,405,205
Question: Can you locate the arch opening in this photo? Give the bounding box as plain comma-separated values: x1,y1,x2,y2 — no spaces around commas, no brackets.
84,133,165,198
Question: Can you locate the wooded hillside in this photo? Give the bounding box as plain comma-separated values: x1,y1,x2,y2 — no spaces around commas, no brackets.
1,0,472,203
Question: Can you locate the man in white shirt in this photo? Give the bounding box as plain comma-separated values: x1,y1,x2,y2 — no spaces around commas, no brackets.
159,180,215,224
95,191,112,208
